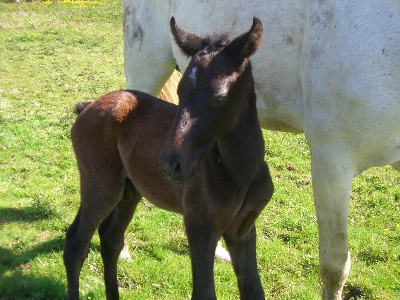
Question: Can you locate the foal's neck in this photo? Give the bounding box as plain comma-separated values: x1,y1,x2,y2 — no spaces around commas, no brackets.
217,70,265,184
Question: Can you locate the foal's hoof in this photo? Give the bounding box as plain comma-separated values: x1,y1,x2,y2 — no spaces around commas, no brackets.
215,242,231,262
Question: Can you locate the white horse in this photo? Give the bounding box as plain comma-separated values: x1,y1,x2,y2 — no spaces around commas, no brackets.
123,1,400,299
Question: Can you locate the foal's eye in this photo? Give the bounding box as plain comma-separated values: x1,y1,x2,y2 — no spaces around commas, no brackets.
211,96,226,107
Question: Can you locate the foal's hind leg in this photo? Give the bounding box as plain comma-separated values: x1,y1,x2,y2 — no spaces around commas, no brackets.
64,174,126,300
98,179,141,300
223,225,264,300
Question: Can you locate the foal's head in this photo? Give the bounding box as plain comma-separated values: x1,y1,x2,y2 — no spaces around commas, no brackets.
160,17,263,183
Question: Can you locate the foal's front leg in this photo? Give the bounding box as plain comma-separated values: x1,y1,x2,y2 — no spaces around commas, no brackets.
223,225,264,300
184,211,221,300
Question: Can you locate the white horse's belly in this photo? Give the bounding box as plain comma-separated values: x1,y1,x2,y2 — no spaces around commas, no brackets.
256,86,305,133
169,0,308,134
303,1,400,172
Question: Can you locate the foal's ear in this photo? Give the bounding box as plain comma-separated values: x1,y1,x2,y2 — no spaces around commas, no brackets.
227,17,263,60
170,17,209,56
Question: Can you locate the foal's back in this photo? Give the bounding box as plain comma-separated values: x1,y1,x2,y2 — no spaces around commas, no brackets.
71,90,183,213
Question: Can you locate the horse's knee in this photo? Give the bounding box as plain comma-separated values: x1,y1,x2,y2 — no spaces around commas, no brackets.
64,205,107,270
184,212,221,257
64,210,89,265
63,240,89,273
64,242,89,268
320,252,351,300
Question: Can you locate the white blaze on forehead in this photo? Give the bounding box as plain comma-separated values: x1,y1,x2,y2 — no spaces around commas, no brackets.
188,66,198,89
174,108,195,146
218,77,230,96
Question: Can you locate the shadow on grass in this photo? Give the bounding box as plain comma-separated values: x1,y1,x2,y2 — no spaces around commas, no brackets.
0,203,54,225
343,283,372,300
0,236,66,299
0,207,66,299
0,236,64,274
0,237,66,299
0,270,66,300
125,240,189,262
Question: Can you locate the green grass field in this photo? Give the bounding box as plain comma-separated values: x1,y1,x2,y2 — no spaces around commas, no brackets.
0,1,399,299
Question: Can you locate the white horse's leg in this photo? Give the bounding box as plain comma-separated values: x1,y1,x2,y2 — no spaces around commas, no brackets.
123,0,175,95
310,148,354,300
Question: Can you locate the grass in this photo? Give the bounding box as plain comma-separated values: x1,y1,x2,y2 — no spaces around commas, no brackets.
0,0,399,299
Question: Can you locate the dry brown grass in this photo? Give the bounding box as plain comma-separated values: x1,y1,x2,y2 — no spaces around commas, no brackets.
158,70,181,104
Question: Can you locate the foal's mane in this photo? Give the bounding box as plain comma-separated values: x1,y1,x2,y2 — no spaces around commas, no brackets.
173,21,234,58
193,33,233,56
206,32,233,46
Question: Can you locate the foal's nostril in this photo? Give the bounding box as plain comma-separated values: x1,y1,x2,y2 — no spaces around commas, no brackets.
160,153,184,183
170,159,181,177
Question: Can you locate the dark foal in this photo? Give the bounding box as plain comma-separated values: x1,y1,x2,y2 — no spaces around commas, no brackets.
159,17,273,299
64,17,273,300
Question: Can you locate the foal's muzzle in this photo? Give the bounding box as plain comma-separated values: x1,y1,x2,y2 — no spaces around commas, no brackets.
159,147,201,184
160,153,186,184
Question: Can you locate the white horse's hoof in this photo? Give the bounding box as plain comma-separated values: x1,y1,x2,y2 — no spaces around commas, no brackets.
119,243,132,261
215,241,231,262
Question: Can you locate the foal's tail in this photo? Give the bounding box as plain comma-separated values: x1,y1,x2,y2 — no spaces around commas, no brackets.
75,102,91,115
